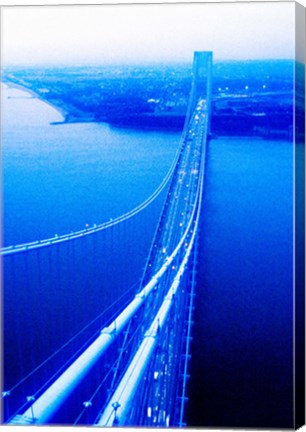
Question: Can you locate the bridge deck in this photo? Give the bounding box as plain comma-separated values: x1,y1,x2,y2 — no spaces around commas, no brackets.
6,51,213,427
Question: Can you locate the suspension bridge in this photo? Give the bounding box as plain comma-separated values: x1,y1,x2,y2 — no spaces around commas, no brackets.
2,51,213,427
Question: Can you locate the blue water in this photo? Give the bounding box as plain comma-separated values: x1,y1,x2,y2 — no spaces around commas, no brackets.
2,84,181,422
187,137,294,428
2,84,294,427
2,84,180,246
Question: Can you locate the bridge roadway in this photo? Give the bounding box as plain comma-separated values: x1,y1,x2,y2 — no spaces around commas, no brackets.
7,51,212,426
95,98,208,427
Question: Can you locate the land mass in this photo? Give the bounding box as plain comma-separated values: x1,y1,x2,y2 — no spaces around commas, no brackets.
2,60,304,140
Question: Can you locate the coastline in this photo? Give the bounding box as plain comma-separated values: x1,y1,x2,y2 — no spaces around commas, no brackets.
3,79,68,124
2,79,182,129
2,79,293,139
2,79,39,98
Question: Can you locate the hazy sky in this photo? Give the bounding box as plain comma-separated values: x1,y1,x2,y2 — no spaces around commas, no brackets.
2,2,295,65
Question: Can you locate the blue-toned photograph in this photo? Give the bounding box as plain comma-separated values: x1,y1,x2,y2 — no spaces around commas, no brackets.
1,2,305,428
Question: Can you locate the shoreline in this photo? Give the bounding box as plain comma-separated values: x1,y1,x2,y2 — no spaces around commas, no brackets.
3,79,121,127
3,79,67,123
2,80,293,140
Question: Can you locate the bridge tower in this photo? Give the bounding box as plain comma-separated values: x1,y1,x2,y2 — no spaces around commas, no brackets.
187,51,213,131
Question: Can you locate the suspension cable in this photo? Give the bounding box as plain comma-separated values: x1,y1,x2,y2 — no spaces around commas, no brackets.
5,280,138,397
1,128,185,256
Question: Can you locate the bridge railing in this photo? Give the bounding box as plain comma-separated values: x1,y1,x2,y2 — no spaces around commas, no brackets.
95,81,211,426
5,51,212,427
8,166,202,424
95,126,206,426
8,94,209,426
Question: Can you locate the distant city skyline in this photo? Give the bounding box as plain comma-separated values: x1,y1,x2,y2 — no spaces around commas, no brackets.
2,2,295,66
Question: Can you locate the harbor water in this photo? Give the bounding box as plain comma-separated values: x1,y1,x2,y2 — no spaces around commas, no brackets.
2,83,294,427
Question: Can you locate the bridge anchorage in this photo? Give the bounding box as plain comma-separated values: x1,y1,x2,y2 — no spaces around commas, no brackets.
3,51,213,427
